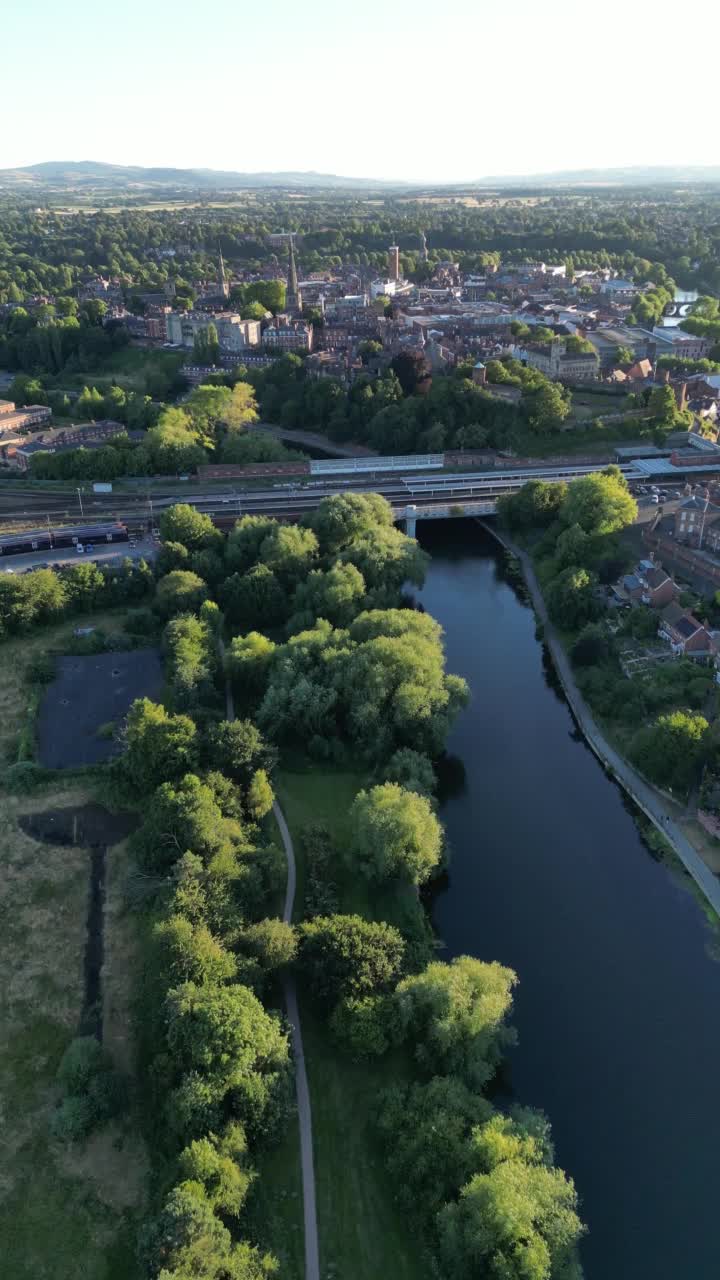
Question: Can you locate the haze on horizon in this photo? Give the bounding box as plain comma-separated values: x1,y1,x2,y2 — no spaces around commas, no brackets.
6,0,719,184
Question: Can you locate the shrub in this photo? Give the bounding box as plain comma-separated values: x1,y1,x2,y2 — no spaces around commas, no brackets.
24,653,55,684
3,761,53,792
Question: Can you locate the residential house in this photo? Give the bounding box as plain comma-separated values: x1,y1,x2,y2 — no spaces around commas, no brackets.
674,496,720,547
659,603,716,659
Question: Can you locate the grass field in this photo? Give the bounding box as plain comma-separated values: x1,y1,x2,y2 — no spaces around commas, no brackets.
50,346,183,395
275,764,432,1280
0,784,146,1280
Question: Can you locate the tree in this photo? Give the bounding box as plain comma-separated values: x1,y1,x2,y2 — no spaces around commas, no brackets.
226,515,279,573
204,719,275,786
377,1075,493,1218
241,918,297,974
630,710,709,794
160,504,219,550
438,1112,584,1280
155,914,238,986
391,350,432,396
394,956,517,1087
288,562,366,631
156,570,210,618
561,470,637,536
497,480,567,532
309,492,395,555
225,381,259,430
259,524,319,586
614,345,633,365
225,632,276,708
382,747,436,795
221,565,287,629
570,622,609,667
649,383,680,427
246,769,274,820
349,783,443,885
545,565,599,630
131,772,237,874
143,1180,276,1279
521,379,571,433
165,980,289,1084
178,1123,255,1217
298,913,405,1005
123,698,198,792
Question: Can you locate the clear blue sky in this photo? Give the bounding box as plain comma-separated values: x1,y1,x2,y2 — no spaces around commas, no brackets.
5,0,718,181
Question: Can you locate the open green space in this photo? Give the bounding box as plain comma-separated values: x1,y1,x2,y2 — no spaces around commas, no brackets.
49,346,183,395
0,784,147,1280
276,764,432,1280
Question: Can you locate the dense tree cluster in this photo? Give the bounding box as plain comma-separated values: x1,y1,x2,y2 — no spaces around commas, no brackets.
0,557,153,638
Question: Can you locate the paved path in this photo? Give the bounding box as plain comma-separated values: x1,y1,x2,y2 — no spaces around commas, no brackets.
485,525,720,918
221,647,319,1280
272,801,319,1280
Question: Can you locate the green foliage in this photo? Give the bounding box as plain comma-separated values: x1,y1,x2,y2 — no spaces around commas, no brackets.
630,709,709,794
156,570,210,619
381,747,436,795
246,769,274,820
545,566,599,630
123,697,198,793
437,1114,584,1280
131,771,239,875
377,1075,493,1219
52,1037,123,1143
570,622,610,667
298,913,405,1005
155,914,238,986
257,609,468,763
394,956,517,1088
349,782,443,885
160,504,220,551
560,470,637,536
203,719,276,786
497,480,567,532
164,613,218,711
178,1123,255,1217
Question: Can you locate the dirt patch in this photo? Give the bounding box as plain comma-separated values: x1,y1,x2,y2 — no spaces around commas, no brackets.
37,649,163,769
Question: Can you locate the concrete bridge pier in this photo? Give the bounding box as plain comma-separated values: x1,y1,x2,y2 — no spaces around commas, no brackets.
403,504,418,537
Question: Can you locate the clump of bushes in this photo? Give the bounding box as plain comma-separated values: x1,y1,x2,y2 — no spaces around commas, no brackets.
51,1036,125,1142
299,823,339,917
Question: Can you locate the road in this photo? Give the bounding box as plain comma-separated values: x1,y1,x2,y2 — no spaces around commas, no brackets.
221,654,319,1280
489,527,720,918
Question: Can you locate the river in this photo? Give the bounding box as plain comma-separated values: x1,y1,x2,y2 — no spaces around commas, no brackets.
415,519,720,1280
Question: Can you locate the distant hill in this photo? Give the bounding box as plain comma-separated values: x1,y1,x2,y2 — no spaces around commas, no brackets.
0,160,398,191
475,165,720,187
3,160,720,194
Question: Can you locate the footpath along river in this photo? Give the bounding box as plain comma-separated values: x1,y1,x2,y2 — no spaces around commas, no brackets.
415,519,720,1280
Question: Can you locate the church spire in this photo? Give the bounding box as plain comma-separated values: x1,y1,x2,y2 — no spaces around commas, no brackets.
286,233,302,313
218,246,229,299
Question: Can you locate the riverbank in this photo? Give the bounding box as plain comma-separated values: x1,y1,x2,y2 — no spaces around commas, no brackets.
483,521,720,918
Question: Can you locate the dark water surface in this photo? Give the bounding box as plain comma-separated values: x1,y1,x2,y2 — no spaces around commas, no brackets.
416,520,720,1280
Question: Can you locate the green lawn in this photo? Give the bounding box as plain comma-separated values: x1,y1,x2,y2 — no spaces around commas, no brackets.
275,763,432,1280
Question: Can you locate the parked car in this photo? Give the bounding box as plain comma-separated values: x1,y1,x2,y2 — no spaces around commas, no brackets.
650,494,660,504
76,543,85,554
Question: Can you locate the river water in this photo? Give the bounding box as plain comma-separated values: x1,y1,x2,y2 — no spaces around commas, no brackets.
415,520,720,1280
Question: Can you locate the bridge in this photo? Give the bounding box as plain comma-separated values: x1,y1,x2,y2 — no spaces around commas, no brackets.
394,502,497,535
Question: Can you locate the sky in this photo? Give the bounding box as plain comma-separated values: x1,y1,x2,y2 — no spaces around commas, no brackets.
4,0,719,182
